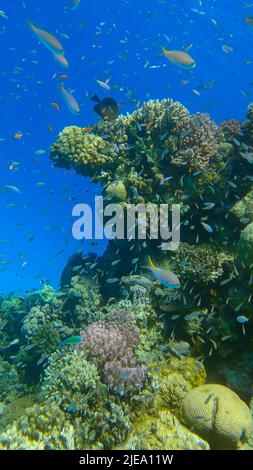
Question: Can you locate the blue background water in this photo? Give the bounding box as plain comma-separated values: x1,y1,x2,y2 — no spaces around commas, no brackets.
0,0,252,294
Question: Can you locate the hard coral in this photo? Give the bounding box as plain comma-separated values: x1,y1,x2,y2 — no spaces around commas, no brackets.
42,349,103,415
181,384,253,449
50,126,118,177
169,112,220,171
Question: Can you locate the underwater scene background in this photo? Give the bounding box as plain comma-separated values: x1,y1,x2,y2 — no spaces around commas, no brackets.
1,0,253,451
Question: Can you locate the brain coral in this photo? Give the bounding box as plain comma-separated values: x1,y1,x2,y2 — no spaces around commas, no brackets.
181,384,253,449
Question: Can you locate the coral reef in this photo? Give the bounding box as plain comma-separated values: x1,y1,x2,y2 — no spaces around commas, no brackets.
2,99,253,450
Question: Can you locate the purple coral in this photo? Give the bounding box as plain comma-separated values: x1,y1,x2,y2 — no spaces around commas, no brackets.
171,112,220,171
79,309,147,396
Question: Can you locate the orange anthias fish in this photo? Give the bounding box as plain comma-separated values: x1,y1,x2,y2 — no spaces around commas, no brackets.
81,127,93,134
27,20,64,55
162,47,196,69
53,53,69,68
148,256,180,289
51,102,60,111
55,74,69,79
13,132,23,140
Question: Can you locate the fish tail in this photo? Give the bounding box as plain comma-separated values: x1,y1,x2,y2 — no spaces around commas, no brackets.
162,46,170,55
148,256,156,270
91,94,101,104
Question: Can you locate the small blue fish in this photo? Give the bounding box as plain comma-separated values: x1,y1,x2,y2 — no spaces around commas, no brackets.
201,222,214,233
60,335,82,346
236,315,249,324
148,256,180,289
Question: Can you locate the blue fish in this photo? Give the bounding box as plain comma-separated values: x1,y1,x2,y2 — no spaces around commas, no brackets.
148,257,180,289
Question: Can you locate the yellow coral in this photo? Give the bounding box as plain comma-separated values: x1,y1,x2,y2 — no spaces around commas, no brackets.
105,181,127,202
181,384,253,449
0,402,76,450
50,126,117,178
154,357,206,414
117,410,209,450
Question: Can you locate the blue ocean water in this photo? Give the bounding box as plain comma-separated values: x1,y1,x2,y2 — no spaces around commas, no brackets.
0,0,252,295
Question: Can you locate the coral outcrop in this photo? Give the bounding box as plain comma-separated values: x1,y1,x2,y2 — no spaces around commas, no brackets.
2,99,253,450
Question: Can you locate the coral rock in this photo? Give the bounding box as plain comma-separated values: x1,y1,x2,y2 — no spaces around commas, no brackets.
118,410,209,450
236,221,253,266
105,181,127,202
181,384,253,449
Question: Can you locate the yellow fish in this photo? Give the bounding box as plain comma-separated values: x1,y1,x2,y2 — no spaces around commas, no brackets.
148,256,180,289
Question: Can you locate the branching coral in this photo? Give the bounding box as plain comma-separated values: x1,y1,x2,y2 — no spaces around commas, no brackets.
42,349,104,415
50,99,223,203
80,308,148,396
167,112,220,171
50,126,118,178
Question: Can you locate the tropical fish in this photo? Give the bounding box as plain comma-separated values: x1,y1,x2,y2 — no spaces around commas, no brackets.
59,83,80,115
96,78,111,91
1,185,21,194
13,132,23,140
47,124,54,133
236,315,248,324
53,53,69,68
201,221,214,233
54,74,69,79
236,315,248,335
203,202,215,210
27,20,64,55
34,149,46,155
51,101,60,111
60,335,82,346
160,176,173,185
91,95,119,121
71,0,81,9
162,47,196,69
222,44,234,54
246,16,253,26
81,127,93,134
0,10,8,19
148,256,180,289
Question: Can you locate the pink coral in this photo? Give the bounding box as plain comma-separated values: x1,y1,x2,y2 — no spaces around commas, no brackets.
79,309,147,396
170,113,220,171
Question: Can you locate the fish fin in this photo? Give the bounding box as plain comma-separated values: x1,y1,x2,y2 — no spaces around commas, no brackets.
26,19,36,30
162,46,170,55
57,82,64,91
91,94,101,104
148,256,156,270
